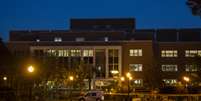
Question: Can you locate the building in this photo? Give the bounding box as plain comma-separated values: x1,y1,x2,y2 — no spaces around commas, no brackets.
0,37,14,87
7,18,201,90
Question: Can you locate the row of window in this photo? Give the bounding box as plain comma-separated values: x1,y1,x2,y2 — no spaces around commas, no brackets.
185,50,201,57
163,79,177,85
123,79,143,86
123,79,189,86
36,48,201,58
128,49,201,57
161,64,198,72
121,79,180,86
129,64,198,72
129,49,142,56
126,79,190,86
161,65,178,72
34,49,94,57
161,50,201,57
161,50,178,57
117,79,185,86
36,37,109,42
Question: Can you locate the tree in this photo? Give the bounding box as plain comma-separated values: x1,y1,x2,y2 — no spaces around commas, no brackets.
0,37,17,88
0,37,14,74
144,58,162,90
189,55,201,85
74,60,95,90
187,0,201,17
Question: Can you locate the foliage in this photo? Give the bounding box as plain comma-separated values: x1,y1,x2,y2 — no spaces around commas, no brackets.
73,60,95,90
187,0,201,17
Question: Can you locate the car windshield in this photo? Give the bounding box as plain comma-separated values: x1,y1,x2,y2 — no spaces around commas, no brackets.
86,92,97,96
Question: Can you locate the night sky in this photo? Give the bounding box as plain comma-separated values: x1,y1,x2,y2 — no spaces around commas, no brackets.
0,0,201,41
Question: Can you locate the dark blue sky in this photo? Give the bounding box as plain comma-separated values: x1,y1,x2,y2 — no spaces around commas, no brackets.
0,0,201,41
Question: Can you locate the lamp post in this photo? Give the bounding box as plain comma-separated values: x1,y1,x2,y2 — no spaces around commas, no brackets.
111,70,119,92
183,76,190,95
126,72,132,101
3,76,7,86
27,65,35,101
69,76,74,100
121,72,132,101
69,75,74,90
183,76,190,88
3,76,7,81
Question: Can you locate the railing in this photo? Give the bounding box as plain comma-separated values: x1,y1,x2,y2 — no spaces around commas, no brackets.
1,90,201,101
104,93,201,101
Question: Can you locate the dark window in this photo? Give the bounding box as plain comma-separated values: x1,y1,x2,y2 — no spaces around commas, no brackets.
91,93,96,96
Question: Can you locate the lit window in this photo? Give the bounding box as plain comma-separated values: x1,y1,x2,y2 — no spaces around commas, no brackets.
129,49,142,56
163,79,177,85
51,49,56,56
36,39,40,42
104,37,108,42
83,50,94,57
47,49,57,56
129,64,142,71
46,49,69,57
58,50,63,57
63,50,69,57
76,37,85,42
54,37,62,42
108,49,119,77
185,50,201,57
161,65,178,72
185,64,198,72
70,49,81,57
47,49,52,56
132,79,143,87
161,50,178,57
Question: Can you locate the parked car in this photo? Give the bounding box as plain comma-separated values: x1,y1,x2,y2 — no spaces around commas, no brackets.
78,90,104,101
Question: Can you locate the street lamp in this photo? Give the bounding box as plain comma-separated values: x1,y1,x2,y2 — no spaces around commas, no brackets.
126,72,132,101
121,72,132,101
126,72,131,78
27,65,34,73
69,76,74,100
69,76,74,81
121,77,125,81
3,76,7,86
3,76,7,81
183,76,190,82
27,65,35,101
183,76,190,88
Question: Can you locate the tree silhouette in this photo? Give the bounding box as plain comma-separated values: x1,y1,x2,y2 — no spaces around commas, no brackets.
187,0,201,17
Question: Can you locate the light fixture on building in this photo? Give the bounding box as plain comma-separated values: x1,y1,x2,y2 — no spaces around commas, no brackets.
98,66,101,71
54,37,62,42
3,76,7,81
75,37,85,42
36,39,40,42
104,37,108,42
110,70,119,74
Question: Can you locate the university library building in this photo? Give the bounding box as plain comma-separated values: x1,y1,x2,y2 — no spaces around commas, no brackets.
7,18,201,91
